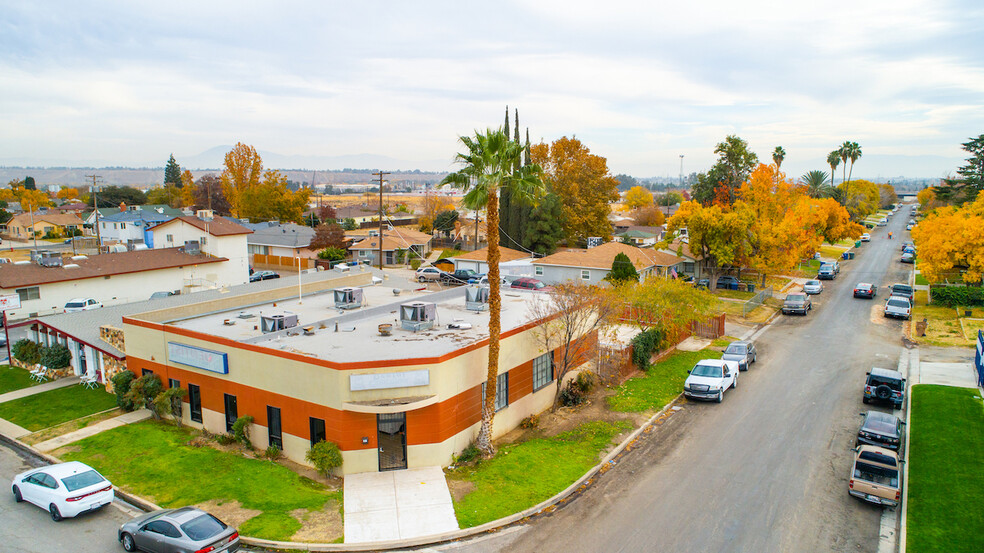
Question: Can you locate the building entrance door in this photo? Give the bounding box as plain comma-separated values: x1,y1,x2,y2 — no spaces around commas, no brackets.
377,412,407,471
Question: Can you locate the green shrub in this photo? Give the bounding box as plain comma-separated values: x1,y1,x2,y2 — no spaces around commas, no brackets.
455,444,480,464
232,414,254,446
126,374,163,416
930,285,984,307
574,371,595,393
216,433,236,445
39,344,72,370
305,440,343,476
12,339,41,365
560,379,588,406
630,327,667,371
265,445,282,460
152,387,187,426
111,370,137,411
317,246,346,261
410,259,422,270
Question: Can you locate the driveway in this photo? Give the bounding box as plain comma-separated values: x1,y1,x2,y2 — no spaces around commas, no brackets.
436,212,913,553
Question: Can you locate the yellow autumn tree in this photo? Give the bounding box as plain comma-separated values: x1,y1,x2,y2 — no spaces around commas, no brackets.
837,179,880,221
667,200,752,290
531,137,620,243
624,186,653,209
180,170,196,208
18,188,53,211
238,170,311,223
57,187,79,201
911,195,984,283
221,143,264,217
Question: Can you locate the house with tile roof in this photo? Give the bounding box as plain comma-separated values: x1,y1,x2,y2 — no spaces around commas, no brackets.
532,241,684,285
148,211,252,280
6,212,84,239
348,227,433,265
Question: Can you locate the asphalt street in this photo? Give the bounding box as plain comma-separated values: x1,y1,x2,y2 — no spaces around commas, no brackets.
437,211,913,553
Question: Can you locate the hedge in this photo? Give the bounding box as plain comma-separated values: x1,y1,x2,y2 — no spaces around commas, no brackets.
930,285,984,307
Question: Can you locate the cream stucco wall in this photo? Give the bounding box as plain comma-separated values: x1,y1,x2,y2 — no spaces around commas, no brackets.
151,221,249,286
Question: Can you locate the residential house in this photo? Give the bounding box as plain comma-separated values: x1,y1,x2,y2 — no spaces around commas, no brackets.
616,226,665,247
148,211,252,284
532,242,685,285
451,246,532,274
348,227,433,265
659,239,703,279
96,210,175,246
335,206,381,226
6,212,83,239
244,222,316,258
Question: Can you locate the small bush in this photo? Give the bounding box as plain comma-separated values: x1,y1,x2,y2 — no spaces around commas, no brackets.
216,433,236,445
306,440,343,476
520,414,540,429
317,246,346,261
39,344,72,370
232,414,254,447
574,371,595,393
152,387,187,426
111,370,137,411
930,285,984,307
410,259,422,270
560,380,587,406
631,327,667,371
265,445,282,460
455,444,481,464
12,339,41,365
126,374,164,416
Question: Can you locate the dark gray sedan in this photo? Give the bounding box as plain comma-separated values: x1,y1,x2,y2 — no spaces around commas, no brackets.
856,411,904,451
120,507,239,553
722,340,757,371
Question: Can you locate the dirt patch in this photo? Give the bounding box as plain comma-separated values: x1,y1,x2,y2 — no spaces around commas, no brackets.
447,478,476,502
50,445,81,456
193,500,262,529
289,506,344,543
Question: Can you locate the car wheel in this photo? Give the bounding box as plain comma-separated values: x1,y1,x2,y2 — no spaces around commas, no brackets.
862,396,870,404
733,376,738,389
716,390,724,403
121,532,137,552
49,503,62,522
418,276,426,283
12,486,22,503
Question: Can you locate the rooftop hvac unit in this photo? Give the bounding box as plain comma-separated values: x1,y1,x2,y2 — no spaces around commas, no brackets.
586,237,604,249
260,312,299,333
183,240,201,255
38,252,63,267
465,285,490,311
29,250,52,263
400,301,437,332
333,287,364,310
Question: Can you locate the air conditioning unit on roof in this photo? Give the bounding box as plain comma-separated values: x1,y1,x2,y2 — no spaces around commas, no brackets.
333,287,364,310
400,301,436,332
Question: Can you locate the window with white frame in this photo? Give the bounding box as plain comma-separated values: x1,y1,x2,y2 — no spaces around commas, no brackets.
581,269,590,280
535,265,543,276
481,372,509,411
120,223,126,230
532,352,554,391
15,286,40,302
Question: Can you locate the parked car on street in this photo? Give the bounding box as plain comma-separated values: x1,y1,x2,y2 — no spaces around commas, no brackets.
884,296,912,320
856,411,904,451
889,284,914,303
900,242,914,252
817,265,836,280
11,461,114,521
249,270,280,283
414,266,445,282
683,359,740,403
849,445,902,507
119,507,240,553
821,260,840,274
64,298,102,312
782,293,812,315
441,269,479,285
863,367,905,409
853,283,877,299
803,279,824,294
510,277,552,292
900,252,915,263
860,233,871,242
905,224,914,231
722,340,757,371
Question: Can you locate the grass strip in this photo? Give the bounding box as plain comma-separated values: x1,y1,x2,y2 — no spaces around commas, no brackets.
608,349,723,413
0,366,41,395
0,384,117,431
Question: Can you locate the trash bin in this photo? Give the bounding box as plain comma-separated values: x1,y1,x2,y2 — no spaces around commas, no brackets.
848,251,855,259
730,282,739,290
855,240,862,248
842,252,849,260
747,284,755,293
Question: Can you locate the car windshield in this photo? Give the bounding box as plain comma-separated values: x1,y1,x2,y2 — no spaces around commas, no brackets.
724,344,746,354
854,461,899,487
65,301,86,308
887,299,910,308
690,363,723,378
61,470,105,492
180,514,227,541
806,280,820,286
786,294,805,302
532,281,546,289
863,418,898,436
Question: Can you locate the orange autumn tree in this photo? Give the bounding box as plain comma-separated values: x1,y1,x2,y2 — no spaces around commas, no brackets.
911,194,984,283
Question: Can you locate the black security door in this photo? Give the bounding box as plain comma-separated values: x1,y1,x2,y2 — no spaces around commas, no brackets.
377,412,407,471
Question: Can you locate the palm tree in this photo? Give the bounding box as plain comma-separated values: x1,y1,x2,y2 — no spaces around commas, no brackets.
441,128,544,457
839,141,851,184
802,170,831,198
846,141,862,183
772,146,786,184
827,151,841,186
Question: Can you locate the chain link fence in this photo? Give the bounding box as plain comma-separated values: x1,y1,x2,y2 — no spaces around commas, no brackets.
742,285,774,318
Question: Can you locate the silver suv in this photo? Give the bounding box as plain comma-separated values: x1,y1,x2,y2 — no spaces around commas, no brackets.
120,507,240,553
884,296,912,320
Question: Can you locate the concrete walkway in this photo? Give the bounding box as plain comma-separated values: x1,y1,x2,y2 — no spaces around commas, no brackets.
343,466,458,543
0,376,80,404
913,362,978,388
0,417,31,439
33,409,152,452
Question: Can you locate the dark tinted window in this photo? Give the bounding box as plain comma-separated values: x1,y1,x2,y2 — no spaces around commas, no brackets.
863,418,899,436
61,470,105,492
310,417,326,446
724,344,747,354
180,514,227,541
868,375,902,389
147,520,182,538
887,299,910,308
267,406,283,449
189,384,202,423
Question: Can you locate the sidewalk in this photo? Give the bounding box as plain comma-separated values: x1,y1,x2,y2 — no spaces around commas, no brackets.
343,466,458,543
0,376,80,404
33,409,152,452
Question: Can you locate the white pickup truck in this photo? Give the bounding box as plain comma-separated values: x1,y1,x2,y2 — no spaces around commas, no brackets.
683,359,740,403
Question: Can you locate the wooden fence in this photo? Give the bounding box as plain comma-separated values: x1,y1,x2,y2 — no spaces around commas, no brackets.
252,254,314,272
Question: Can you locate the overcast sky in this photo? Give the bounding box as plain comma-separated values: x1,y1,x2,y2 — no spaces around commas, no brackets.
1,0,982,178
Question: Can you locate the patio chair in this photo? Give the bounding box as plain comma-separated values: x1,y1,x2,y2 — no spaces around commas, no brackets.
80,373,98,389
30,365,48,382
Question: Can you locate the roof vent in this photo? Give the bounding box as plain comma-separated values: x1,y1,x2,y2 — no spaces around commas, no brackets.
71,255,88,261
400,301,436,332
64,263,80,269
333,287,364,310
465,285,490,311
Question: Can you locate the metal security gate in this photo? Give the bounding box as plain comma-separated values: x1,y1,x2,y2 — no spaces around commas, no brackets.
377,412,407,471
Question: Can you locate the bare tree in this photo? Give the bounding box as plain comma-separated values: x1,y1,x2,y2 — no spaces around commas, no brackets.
527,282,623,405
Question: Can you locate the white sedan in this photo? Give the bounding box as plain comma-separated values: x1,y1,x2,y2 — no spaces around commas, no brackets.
683,359,740,403
11,461,114,521
860,233,871,242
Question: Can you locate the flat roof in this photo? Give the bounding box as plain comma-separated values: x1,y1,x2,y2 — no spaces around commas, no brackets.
167,285,548,363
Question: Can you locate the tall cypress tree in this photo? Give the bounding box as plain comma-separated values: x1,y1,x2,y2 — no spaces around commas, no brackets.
24,176,36,190
498,106,512,248
164,154,183,188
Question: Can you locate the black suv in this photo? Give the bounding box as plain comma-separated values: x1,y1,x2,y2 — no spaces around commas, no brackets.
863,367,906,409
890,284,914,303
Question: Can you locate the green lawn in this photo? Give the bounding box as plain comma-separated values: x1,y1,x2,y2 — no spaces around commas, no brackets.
437,249,466,259
914,273,929,286
61,421,341,541
449,420,629,528
0,384,117,431
0,366,41,395
608,349,723,412
906,385,984,553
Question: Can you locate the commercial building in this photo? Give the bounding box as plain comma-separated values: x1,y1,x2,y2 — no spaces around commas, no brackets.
120,272,587,474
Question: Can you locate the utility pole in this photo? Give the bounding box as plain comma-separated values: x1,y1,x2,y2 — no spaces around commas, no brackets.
86,174,102,252
373,171,390,270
